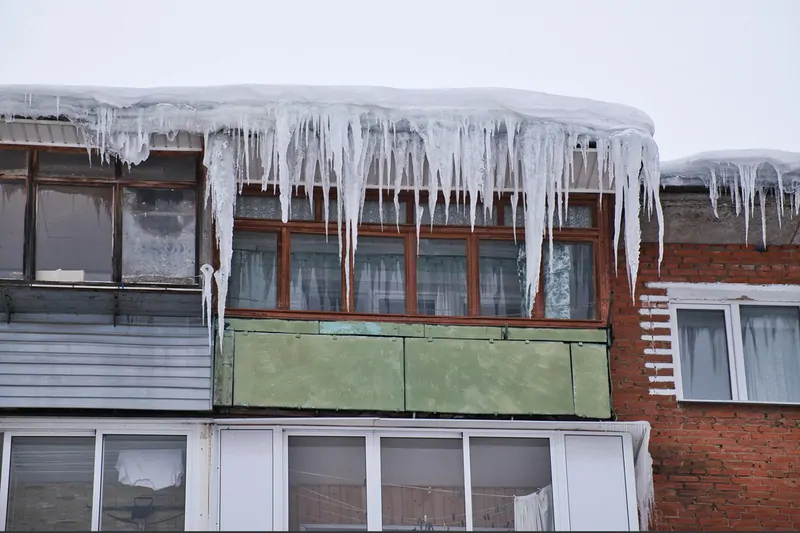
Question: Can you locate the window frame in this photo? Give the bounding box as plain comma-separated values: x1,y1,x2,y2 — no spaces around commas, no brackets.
0,418,206,531
228,186,611,327
0,145,204,288
670,299,800,405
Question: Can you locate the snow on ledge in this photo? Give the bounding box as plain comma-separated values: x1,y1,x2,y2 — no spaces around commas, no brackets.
660,149,800,246
0,84,664,345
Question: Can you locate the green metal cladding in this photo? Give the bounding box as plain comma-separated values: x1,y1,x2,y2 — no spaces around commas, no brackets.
215,319,611,419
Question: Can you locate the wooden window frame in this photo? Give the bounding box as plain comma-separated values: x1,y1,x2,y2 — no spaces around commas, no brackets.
0,145,204,288
228,186,613,328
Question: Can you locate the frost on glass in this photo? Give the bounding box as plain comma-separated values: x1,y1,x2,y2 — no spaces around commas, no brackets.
38,150,115,178
235,196,314,220
123,154,196,182
420,200,497,226
0,149,27,177
0,182,26,278
543,242,595,320
328,199,407,225
122,188,196,284
228,232,278,309
505,203,593,228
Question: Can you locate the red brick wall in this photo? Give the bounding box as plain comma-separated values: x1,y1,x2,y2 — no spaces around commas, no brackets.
611,242,800,531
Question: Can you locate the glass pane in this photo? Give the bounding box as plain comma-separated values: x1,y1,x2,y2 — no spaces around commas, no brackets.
6,436,95,531
543,242,595,319
417,239,467,316
420,201,497,226
101,435,187,531
479,240,525,317
288,436,367,530
38,151,115,178
354,237,405,314
229,232,278,309
328,199,407,225
380,438,465,530
290,234,342,311
677,309,732,400
122,155,196,182
36,185,113,282
740,306,800,403
0,149,27,177
235,196,314,221
122,188,196,284
470,438,553,531
0,182,26,278
505,203,593,228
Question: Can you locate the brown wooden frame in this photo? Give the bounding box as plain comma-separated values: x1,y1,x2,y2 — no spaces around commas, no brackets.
228,186,613,328
0,145,204,288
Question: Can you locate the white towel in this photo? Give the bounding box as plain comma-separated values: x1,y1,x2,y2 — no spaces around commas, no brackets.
116,449,184,491
515,485,554,531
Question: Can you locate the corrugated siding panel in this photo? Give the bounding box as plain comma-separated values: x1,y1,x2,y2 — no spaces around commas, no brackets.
0,320,211,411
0,120,202,151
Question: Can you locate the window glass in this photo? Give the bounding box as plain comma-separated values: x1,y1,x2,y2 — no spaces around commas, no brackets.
6,436,95,531
380,438,465,530
229,232,278,309
354,237,405,314
543,242,595,319
235,196,314,221
417,239,467,316
676,309,732,401
470,438,553,531
479,240,525,317
122,188,196,284
100,435,187,531
290,234,342,311
38,151,115,178
0,182,26,278
328,199,407,225
288,436,367,530
0,149,27,177
122,155,196,182
420,201,497,226
505,203,594,229
36,185,113,282
739,306,800,403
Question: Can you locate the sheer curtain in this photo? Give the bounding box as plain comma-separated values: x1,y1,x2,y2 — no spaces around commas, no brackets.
676,309,732,400
417,239,467,316
479,240,525,317
354,237,406,314
543,243,594,320
229,232,278,309
740,306,800,402
289,234,342,311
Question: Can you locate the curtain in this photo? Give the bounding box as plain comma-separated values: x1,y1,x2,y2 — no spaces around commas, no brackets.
354,238,406,314
229,233,278,309
740,306,800,402
514,485,554,531
676,309,732,400
417,239,467,316
543,243,594,319
290,235,342,311
479,242,525,317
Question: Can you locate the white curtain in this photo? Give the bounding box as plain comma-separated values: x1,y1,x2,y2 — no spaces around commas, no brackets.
417,240,468,316
676,309,732,400
514,485,554,531
289,252,341,311
479,242,525,317
740,306,800,402
354,246,406,314
229,234,278,309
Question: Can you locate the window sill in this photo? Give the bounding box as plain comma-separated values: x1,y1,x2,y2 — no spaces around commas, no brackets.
226,308,606,329
678,398,800,408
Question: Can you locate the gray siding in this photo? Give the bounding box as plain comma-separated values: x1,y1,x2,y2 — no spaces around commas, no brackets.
0,316,211,411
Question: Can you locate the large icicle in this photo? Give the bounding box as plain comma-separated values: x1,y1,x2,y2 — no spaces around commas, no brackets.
0,84,663,338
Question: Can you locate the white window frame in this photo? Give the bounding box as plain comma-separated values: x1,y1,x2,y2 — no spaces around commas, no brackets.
0,418,209,532
670,298,800,405
213,421,641,531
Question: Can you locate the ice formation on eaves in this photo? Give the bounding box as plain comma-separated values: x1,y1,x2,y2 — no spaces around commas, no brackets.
661,149,800,247
0,84,664,342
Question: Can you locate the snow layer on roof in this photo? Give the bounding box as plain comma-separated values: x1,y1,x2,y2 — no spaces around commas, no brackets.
661,149,800,246
0,83,663,346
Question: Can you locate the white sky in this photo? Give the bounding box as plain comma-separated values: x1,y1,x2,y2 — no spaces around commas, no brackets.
0,0,797,161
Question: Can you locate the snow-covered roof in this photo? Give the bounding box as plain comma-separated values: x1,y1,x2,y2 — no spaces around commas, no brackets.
660,149,800,189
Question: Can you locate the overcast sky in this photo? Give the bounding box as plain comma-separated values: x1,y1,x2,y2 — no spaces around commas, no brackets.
0,0,796,161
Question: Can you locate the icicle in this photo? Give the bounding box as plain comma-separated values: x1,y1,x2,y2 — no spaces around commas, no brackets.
200,264,215,348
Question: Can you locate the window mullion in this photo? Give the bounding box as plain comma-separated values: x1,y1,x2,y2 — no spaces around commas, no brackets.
462,434,474,531
278,228,290,309
467,235,479,316
728,304,748,401
365,432,383,531
90,432,104,531
0,432,13,530
22,151,37,281
405,232,417,315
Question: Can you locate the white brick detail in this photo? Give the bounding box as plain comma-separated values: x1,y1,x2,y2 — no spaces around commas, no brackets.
641,334,672,343
645,362,674,370
649,388,676,396
648,375,675,383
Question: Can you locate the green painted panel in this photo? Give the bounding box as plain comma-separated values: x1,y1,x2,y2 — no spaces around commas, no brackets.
571,343,611,418
424,325,503,340
227,318,319,334
213,330,234,406
319,321,424,337
507,327,607,343
233,332,404,411
405,338,574,415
